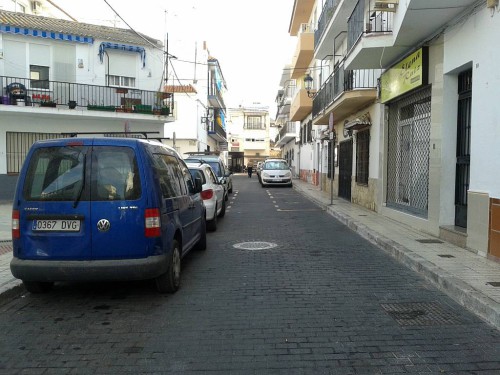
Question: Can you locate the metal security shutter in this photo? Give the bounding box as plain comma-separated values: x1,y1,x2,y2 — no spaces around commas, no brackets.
386,86,431,217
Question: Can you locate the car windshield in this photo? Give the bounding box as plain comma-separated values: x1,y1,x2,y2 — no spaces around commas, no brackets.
264,161,289,170
206,162,221,176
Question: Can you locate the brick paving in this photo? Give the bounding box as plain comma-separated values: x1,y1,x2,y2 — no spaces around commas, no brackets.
0,175,498,374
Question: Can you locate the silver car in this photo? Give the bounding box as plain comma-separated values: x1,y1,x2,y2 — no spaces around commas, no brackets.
260,159,292,188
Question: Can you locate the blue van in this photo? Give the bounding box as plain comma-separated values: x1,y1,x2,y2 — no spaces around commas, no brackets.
10,138,206,293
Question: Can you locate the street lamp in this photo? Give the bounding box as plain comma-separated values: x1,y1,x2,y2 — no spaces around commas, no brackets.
304,73,315,98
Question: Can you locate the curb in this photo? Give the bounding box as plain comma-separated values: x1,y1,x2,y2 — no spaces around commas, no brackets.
294,185,500,330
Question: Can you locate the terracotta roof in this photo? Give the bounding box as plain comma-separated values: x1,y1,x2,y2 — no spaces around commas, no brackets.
164,85,197,94
0,9,161,46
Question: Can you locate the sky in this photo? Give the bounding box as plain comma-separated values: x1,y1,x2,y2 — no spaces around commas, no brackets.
55,0,297,117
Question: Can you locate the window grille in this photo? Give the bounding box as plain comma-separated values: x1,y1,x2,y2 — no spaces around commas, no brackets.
386,86,431,217
6,132,69,174
356,129,369,184
327,140,334,179
245,116,263,129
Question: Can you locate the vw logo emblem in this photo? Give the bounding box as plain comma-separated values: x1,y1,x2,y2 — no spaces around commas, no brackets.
97,219,111,232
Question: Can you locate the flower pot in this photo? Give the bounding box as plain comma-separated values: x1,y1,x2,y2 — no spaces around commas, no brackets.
68,100,77,109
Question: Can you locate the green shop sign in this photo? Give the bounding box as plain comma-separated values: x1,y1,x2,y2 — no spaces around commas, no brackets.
380,47,428,103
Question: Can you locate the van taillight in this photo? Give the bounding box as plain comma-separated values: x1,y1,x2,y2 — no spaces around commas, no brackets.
200,189,214,200
12,210,20,239
145,208,161,237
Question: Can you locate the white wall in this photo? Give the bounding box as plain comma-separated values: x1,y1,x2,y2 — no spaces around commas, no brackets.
444,7,500,198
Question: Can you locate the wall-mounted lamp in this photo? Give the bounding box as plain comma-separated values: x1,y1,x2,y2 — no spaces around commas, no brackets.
304,73,315,98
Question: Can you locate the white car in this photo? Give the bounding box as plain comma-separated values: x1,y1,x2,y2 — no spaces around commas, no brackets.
187,162,225,231
260,159,293,188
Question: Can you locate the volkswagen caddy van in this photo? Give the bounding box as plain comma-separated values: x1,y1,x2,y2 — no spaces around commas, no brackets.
10,138,206,294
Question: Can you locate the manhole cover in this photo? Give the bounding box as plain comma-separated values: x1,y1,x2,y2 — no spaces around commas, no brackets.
381,302,461,326
233,242,278,250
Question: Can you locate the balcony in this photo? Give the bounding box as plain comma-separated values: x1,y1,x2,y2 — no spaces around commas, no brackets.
275,121,298,147
345,0,479,70
289,0,315,36
208,109,227,142
291,23,314,79
290,88,313,122
208,81,226,110
314,0,356,61
0,75,174,118
312,63,380,125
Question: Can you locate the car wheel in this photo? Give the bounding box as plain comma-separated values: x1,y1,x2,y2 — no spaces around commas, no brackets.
23,281,54,293
228,182,233,194
207,206,217,232
224,191,229,201
194,216,207,251
155,239,181,293
218,198,226,218
261,182,266,188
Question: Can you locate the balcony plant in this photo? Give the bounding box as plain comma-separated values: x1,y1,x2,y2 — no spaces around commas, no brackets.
40,100,57,108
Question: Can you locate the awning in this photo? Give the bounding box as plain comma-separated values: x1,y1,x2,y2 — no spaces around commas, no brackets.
344,112,372,131
98,42,146,68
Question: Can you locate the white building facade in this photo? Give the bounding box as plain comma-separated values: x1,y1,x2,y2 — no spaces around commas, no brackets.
280,0,500,260
0,7,171,199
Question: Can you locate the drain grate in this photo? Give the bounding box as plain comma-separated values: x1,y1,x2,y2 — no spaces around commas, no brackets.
487,282,500,287
416,239,443,244
233,242,278,251
381,302,461,326
438,254,455,258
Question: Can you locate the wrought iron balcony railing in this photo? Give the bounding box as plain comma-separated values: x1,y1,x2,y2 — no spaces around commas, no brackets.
312,63,381,119
0,75,174,115
315,0,340,50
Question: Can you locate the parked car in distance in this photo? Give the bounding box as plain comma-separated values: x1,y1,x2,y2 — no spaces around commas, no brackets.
256,161,263,181
187,161,225,232
184,152,233,199
260,159,293,188
10,138,206,294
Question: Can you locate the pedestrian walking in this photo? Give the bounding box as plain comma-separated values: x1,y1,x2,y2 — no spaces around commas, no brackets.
247,165,253,178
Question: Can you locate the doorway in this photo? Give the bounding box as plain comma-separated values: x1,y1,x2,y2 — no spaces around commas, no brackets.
338,139,353,201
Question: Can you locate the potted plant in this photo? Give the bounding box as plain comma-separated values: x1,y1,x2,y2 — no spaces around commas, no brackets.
40,100,57,108
68,100,77,109
160,106,170,116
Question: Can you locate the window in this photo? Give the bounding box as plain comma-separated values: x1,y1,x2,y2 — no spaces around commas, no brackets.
356,130,369,184
93,147,141,201
108,75,136,88
23,146,87,201
151,154,183,198
327,141,334,179
246,116,263,129
30,65,49,89
6,132,68,174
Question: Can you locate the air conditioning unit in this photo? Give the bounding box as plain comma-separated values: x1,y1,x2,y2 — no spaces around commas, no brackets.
31,0,42,14
373,0,398,12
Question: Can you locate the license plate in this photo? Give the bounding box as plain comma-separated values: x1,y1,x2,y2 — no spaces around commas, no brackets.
32,219,81,232
272,178,282,182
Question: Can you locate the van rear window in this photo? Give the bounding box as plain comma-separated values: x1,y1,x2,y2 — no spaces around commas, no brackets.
91,147,141,201
23,146,87,201
23,145,141,201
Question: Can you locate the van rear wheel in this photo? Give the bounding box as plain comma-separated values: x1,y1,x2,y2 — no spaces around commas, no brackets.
155,240,181,293
23,281,53,293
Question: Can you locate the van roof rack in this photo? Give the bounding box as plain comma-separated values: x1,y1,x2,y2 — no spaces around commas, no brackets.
61,131,160,139
184,151,220,156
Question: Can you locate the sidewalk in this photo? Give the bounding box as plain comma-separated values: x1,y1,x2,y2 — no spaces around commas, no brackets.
0,201,23,301
0,184,499,329
291,179,500,330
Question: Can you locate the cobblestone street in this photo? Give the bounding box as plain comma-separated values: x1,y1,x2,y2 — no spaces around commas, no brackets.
0,175,499,374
